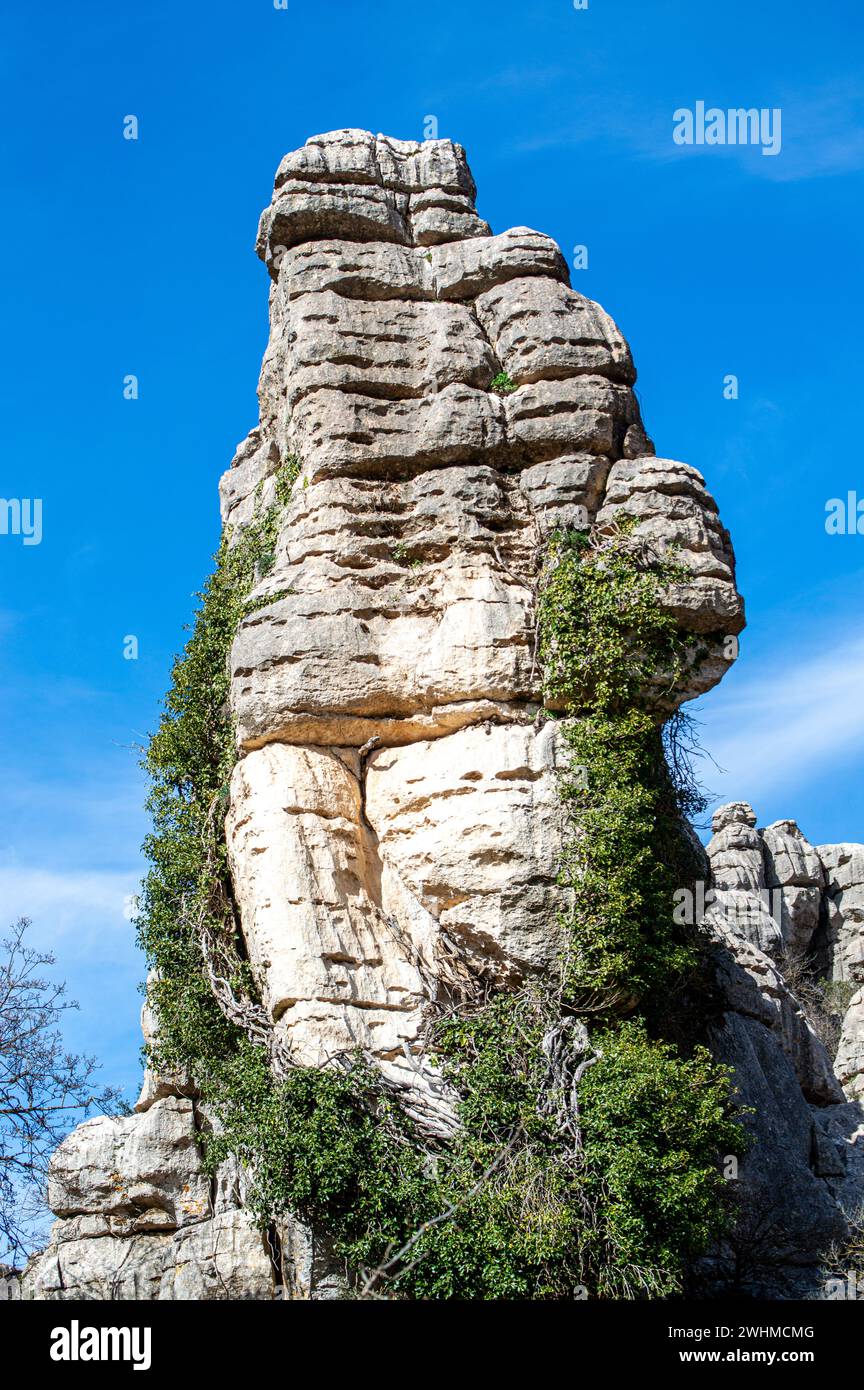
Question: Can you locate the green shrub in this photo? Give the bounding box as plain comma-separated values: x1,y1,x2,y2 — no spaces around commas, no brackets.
204,1044,434,1269
538,523,689,713
578,1021,745,1293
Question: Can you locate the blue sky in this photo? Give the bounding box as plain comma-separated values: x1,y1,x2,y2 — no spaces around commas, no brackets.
1,0,862,1102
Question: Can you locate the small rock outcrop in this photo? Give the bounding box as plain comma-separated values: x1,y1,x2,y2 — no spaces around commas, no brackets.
706,802,864,1102
22,1105,271,1301
700,802,864,1294
20,132,863,1300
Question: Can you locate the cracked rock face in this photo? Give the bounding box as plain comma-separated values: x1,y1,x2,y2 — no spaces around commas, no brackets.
705,801,864,1104
226,720,568,1100
819,843,864,988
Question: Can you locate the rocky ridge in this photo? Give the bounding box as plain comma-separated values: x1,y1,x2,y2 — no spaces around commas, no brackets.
698,802,864,1293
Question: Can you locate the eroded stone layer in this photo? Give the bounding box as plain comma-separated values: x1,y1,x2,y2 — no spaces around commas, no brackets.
217,128,745,1080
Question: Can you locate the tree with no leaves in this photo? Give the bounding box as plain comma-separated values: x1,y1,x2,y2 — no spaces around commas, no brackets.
0,917,119,1265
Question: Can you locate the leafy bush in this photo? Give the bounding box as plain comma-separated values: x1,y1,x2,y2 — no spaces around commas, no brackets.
578,1021,745,1292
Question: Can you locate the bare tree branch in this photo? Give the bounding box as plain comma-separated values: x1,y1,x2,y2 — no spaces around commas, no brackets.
0,918,119,1265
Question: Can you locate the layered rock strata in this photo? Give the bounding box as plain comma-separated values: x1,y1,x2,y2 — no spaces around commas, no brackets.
223,130,744,1107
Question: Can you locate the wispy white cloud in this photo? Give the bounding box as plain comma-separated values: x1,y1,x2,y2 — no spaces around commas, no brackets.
0,865,141,963
759,81,864,182
512,95,652,156
695,631,864,814
512,79,864,182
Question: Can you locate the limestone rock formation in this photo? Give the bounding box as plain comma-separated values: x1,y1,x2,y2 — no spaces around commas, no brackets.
705,802,864,1100
701,802,864,1293
22,988,273,1300
20,131,862,1300
22,1104,272,1301
819,843,864,986
223,130,743,1105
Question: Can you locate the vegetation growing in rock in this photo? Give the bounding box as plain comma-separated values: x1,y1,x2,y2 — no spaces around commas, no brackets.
139,457,300,1085
821,1205,864,1295
137,483,746,1300
489,370,517,394
395,519,749,1298
538,523,708,1005
777,953,857,1059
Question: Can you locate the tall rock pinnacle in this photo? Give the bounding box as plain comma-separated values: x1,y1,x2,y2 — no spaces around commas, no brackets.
222,128,744,1108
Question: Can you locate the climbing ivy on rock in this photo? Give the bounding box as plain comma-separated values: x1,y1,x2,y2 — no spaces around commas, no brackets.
397,518,749,1299
139,457,300,1079
538,523,709,1005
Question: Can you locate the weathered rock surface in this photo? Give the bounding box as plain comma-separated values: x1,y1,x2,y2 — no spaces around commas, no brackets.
221,129,743,1108
705,803,864,1110
596,457,740,631
226,740,433,1084
46,1098,210,1226
22,1097,273,1301
701,1011,847,1293
818,843,864,987
835,989,864,1101
229,130,743,757
707,805,830,965
708,926,843,1107
706,800,780,956
225,721,569,1108
257,132,490,257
